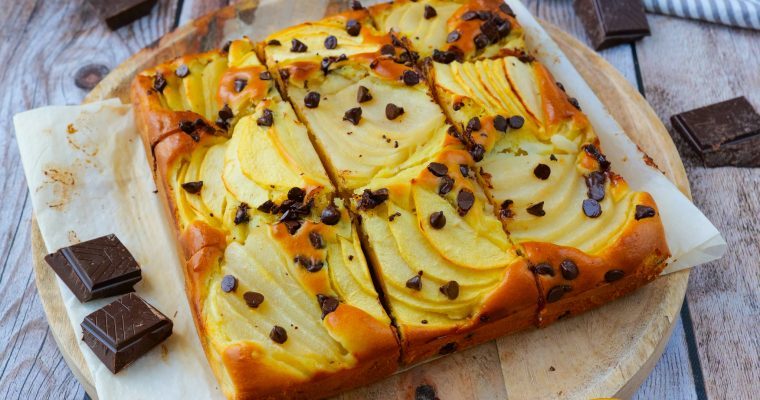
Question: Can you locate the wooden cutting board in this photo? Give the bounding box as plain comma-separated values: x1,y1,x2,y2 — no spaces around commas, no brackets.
30,1,692,399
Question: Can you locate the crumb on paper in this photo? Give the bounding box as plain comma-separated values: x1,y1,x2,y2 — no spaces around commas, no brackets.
68,230,80,244
42,167,76,210
67,123,77,134
161,344,169,361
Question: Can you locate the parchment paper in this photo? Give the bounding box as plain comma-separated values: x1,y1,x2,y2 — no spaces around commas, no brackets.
13,1,725,399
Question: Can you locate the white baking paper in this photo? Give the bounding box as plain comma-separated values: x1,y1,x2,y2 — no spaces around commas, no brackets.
13,2,725,399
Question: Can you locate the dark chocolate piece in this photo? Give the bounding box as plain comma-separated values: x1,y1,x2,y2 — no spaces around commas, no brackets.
81,293,172,373
86,0,158,30
45,234,141,303
573,0,650,50
671,97,760,167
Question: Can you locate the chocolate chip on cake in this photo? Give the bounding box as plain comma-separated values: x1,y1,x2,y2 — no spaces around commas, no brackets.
473,33,489,49
346,19,361,36
243,291,265,308
440,281,459,300
406,272,422,291
356,85,372,103
221,275,238,293
290,39,308,52
317,294,340,319
356,188,389,210
181,181,203,194
439,342,457,355
380,44,396,57
467,117,481,131
269,325,288,344
605,269,625,282
457,189,475,216
469,144,485,162
438,175,454,195
533,263,554,276
257,109,274,127
216,104,234,129
429,211,446,229
582,198,602,218
402,70,420,86
259,71,271,80
175,64,189,78
350,0,363,10
585,171,606,201
432,49,457,64
462,10,478,21
500,199,514,218
153,72,167,93
287,187,305,202
320,204,341,225
309,231,326,249
493,115,508,132
423,4,437,19
500,3,515,16
459,164,470,177
568,97,582,110
583,144,610,170
508,115,524,129
304,91,321,108
527,201,546,216
257,200,275,213
560,260,579,280
324,35,338,49
283,220,302,235
295,255,324,272
267,39,281,46
234,202,250,225
546,285,571,303
447,30,461,43
343,107,362,125
427,162,448,177
385,103,405,120
550,154,558,161
534,163,551,180
635,205,656,220
234,78,247,93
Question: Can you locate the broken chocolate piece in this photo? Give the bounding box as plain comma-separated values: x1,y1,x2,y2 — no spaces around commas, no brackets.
44,234,141,303
81,293,172,373
573,0,651,50
86,0,158,31
671,97,760,167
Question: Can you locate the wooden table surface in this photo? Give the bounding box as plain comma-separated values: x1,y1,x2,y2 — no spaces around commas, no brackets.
1,1,757,399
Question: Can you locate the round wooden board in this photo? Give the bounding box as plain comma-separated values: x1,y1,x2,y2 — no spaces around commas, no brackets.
31,1,691,399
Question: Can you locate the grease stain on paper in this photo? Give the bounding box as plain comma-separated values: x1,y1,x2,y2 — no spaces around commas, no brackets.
41,166,76,210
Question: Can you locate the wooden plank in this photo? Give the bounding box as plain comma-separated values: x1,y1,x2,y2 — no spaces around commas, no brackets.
634,14,760,400
0,0,180,397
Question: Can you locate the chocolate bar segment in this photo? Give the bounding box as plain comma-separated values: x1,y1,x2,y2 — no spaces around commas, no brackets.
44,234,141,302
671,96,760,168
81,293,173,374
86,0,158,30
574,0,650,50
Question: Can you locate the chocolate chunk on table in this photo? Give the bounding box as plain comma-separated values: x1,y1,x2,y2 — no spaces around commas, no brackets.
44,234,142,302
573,0,650,50
81,293,173,374
86,0,158,30
671,96,760,168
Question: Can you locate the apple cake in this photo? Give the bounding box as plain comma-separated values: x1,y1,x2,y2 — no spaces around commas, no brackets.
131,1,670,398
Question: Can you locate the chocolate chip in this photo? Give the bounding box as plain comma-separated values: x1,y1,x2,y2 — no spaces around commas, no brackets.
508,115,525,129
257,200,275,213
457,189,475,215
473,33,489,49
295,255,323,272
402,70,420,86
439,280,459,299
175,64,189,78
460,164,470,177
560,260,579,280
438,175,454,195
467,117,481,131
324,35,337,49
269,325,287,344
447,30,461,43
635,205,656,220
257,109,274,127
500,199,514,218
357,188,389,210
385,103,405,120
290,39,308,52
568,97,582,110
350,0,363,10
346,19,361,36
279,68,290,80
309,231,325,249
585,171,606,201
343,107,362,125
415,384,437,400
582,198,602,218
267,39,281,46
500,3,515,16
462,11,478,21
234,78,247,93
243,291,264,308
153,72,167,93
423,4,437,19
74,64,109,90
429,211,446,229
221,275,237,292
304,91,321,108
605,269,625,282
583,144,610,170
546,285,571,303
234,202,250,225
534,163,551,180
453,101,464,112
317,294,340,319
469,144,485,162
283,220,303,235
380,44,396,57
527,201,545,216
432,49,456,64
218,104,233,120
320,204,341,225
556,81,566,92
427,162,448,177
406,273,422,290
533,263,554,276
439,342,457,355
287,188,304,202
259,71,271,80
181,181,203,194
493,115,508,132
550,154,558,161
356,85,373,103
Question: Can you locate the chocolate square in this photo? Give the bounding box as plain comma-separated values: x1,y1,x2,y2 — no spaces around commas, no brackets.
86,0,158,30
671,96,760,168
574,0,651,50
45,234,141,302
81,293,173,373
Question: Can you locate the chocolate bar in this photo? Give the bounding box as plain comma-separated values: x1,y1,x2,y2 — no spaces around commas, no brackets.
86,0,158,30
671,96,760,168
573,0,650,50
82,293,173,373
45,234,142,302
